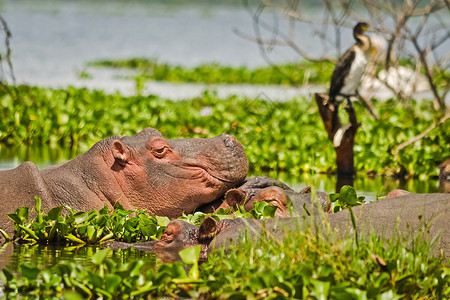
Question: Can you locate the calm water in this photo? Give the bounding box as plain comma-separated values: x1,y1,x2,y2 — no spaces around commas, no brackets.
3,0,447,101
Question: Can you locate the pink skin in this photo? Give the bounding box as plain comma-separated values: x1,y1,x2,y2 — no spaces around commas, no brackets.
218,186,292,218
385,189,411,198
108,134,247,218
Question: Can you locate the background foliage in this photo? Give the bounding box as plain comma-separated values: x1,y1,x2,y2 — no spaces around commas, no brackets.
0,86,448,178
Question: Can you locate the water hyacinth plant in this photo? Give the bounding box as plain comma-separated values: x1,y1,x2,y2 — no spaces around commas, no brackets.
88,59,335,85
0,86,448,178
1,213,449,299
0,187,448,298
0,196,168,245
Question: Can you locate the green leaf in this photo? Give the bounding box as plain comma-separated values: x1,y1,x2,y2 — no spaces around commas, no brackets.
262,204,277,218
179,245,201,265
179,245,201,280
86,225,97,243
0,229,11,241
329,193,339,203
20,262,40,280
48,222,58,241
339,185,358,206
98,232,114,243
156,216,170,227
310,279,330,300
47,206,64,220
73,212,88,224
65,234,86,245
18,224,39,240
105,274,121,294
87,272,103,289
92,248,111,265
6,213,22,224
35,196,42,214
2,268,13,281
17,206,29,221
62,291,85,300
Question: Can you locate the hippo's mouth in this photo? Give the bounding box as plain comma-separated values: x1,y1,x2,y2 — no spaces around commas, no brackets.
170,163,240,186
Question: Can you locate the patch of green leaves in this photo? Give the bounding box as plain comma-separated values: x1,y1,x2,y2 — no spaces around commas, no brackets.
2,196,278,245
1,198,167,244
2,218,448,299
1,87,447,178
89,58,335,85
329,185,366,213
179,200,278,226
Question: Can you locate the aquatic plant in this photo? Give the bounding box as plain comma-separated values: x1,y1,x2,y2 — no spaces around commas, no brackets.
1,187,448,298
0,86,448,178
89,58,335,85
0,195,279,245
2,213,449,299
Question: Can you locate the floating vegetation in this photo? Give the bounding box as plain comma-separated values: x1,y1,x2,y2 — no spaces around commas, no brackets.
1,86,447,178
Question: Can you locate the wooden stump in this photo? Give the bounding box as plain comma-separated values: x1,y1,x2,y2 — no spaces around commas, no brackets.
314,93,360,190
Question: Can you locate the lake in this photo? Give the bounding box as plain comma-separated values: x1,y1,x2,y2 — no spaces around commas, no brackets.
2,0,447,100
0,0,446,284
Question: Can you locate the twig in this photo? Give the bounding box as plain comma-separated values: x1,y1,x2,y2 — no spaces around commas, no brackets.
394,111,450,154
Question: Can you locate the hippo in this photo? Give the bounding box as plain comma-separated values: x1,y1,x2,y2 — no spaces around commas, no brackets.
105,192,450,260
199,176,330,217
0,128,248,235
0,128,329,237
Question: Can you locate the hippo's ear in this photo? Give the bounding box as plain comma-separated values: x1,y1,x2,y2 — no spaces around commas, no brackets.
224,189,246,209
112,140,131,164
198,217,218,245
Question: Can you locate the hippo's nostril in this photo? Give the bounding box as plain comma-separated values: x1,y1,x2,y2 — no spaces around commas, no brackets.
224,137,235,148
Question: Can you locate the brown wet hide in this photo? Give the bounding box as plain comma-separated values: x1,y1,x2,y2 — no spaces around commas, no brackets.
105,192,450,260
0,162,55,237
106,130,248,218
113,133,244,217
0,128,249,236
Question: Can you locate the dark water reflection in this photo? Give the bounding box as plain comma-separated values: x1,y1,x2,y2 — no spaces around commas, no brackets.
0,242,157,275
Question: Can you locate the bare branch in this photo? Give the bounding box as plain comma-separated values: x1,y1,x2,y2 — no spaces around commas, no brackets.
394,111,450,154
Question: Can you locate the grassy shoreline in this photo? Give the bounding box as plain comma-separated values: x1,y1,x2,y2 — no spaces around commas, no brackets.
88,58,335,85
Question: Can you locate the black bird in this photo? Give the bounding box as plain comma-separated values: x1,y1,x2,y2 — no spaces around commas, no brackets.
328,22,371,107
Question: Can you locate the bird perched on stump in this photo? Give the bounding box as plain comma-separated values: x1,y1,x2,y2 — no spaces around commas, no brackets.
328,22,371,108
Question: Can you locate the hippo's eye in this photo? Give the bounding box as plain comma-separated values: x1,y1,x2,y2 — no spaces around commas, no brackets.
152,146,168,158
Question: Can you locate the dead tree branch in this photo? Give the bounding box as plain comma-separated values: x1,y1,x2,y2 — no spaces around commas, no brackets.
394,111,450,155
0,14,18,99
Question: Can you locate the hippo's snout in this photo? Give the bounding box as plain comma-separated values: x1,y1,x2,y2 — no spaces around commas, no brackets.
216,134,248,183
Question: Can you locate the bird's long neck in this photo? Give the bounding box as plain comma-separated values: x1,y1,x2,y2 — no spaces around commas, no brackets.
354,33,371,52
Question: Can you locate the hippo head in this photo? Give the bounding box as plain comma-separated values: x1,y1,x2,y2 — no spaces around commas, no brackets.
107,128,248,217
150,217,236,261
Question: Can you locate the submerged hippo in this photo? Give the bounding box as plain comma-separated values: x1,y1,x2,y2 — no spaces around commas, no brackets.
0,128,248,234
106,192,450,260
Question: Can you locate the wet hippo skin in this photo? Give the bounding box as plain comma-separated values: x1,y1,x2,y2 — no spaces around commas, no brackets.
112,192,449,260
